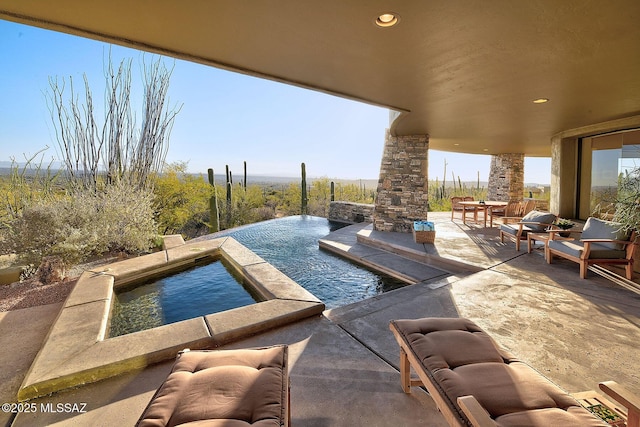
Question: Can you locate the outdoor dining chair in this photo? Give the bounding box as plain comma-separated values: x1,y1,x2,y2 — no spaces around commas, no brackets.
489,199,536,227
451,196,476,221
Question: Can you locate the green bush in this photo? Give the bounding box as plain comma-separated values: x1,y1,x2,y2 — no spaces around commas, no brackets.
1,181,157,267
153,163,214,236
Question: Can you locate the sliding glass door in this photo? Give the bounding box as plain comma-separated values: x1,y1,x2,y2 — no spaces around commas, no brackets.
589,130,640,219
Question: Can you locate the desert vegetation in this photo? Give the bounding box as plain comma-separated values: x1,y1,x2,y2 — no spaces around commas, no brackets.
0,52,550,283
0,155,377,277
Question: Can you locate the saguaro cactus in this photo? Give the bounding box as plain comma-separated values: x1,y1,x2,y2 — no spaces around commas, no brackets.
207,168,220,232
225,166,232,226
243,161,247,190
301,162,308,215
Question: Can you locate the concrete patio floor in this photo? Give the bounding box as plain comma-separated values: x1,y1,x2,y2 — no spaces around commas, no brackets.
1,212,639,426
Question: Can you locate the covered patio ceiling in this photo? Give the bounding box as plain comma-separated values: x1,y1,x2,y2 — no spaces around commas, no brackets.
2,0,639,157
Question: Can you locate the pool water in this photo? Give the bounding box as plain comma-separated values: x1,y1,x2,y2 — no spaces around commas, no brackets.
212,215,407,309
111,216,408,336
110,257,255,336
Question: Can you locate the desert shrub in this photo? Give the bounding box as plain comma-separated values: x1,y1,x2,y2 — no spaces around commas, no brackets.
1,202,66,266
252,206,276,222
217,184,275,230
0,148,60,230
2,181,156,267
153,162,214,236
84,181,157,254
595,167,640,234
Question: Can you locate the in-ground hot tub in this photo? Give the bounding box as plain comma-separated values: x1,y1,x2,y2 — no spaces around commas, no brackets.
110,255,259,336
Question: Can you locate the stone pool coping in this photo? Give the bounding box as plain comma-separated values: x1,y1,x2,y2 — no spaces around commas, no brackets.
18,237,324,401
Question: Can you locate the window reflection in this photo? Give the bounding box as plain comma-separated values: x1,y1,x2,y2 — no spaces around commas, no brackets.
590,131,640,219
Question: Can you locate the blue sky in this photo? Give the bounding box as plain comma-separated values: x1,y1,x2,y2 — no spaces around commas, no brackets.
0,20,551,183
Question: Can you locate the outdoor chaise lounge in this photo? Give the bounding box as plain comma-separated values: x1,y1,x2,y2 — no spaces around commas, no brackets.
389,317,639,427
499,210,557,251
136,345,289,427
547,216,637,279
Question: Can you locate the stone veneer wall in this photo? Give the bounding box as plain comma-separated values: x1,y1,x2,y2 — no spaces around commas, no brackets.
487,153,524,201
328,201,374,224
373,132,429,232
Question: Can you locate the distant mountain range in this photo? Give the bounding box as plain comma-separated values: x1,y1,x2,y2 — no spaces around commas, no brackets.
0,163,549,188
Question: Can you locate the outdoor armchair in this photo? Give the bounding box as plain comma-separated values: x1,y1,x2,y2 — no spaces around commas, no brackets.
546,217,637,279
499,210,557,251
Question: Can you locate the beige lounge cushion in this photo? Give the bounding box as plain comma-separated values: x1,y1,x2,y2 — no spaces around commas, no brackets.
137,345,288,427
434,362,585,418
390,317,606,427
391,317,514,372
495,407,609,427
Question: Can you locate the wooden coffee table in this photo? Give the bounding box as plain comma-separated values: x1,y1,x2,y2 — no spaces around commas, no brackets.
527,232,551,254
528,230,577,254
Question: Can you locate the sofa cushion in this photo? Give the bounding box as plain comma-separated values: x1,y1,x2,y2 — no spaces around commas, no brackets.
136,345,288,427
500,223,537,237
520,210,557,231
581,217,629,250
547,239,627,260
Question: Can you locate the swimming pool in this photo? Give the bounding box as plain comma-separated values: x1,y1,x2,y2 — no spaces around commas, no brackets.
111,216,407,336
203,215,407,309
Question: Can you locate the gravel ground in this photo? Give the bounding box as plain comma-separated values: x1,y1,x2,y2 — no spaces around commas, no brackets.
0,277,76,311
0,256,120,312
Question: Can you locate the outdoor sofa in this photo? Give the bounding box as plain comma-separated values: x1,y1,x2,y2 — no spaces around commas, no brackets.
389,317,638,427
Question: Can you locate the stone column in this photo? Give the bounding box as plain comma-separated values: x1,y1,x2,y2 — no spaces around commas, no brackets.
487,154,524,201
373,131,429,232
550,135,579,218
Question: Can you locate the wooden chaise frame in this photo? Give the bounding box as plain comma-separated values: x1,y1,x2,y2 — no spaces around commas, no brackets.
390,324,640,427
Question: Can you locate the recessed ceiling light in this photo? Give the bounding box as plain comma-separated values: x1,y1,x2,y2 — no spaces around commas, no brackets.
483,148,489,152
533,98,549,104
375,13,400,27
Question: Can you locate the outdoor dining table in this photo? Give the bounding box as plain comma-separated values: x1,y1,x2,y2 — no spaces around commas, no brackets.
459,200,508,228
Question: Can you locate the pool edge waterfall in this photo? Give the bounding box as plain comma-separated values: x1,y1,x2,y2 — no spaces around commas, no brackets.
18,236,325,401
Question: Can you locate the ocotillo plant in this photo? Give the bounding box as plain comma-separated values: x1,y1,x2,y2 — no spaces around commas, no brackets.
207,168,220,232
301,162,308,215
